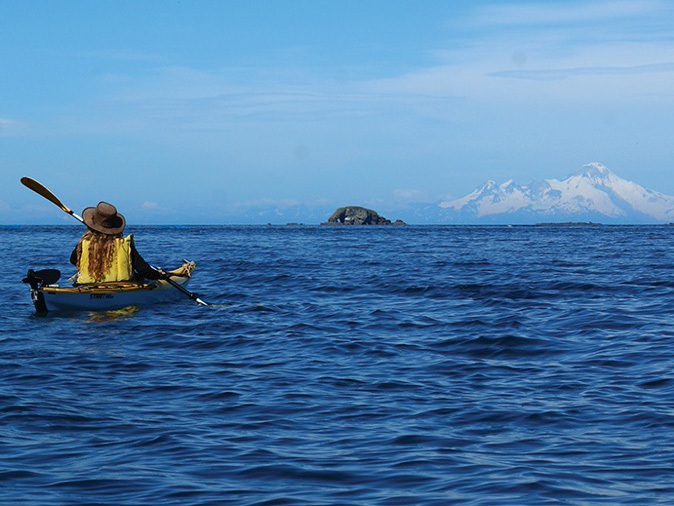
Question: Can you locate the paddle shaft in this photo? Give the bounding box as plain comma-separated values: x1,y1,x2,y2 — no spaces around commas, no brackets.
21,176,211,307
156,270,210,306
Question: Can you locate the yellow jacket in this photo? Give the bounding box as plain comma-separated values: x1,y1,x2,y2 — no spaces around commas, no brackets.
77,235,133,283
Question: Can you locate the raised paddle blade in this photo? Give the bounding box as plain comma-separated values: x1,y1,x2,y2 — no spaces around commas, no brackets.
21,177,71,212
20,177,84,223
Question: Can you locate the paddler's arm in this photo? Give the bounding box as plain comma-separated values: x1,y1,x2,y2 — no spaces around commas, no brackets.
70,246,78,266
129,236,162,280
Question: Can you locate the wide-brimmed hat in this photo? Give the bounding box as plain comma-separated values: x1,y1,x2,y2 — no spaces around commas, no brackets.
82,202,126,235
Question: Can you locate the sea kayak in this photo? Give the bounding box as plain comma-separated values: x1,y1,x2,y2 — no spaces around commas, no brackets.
23,261,196,314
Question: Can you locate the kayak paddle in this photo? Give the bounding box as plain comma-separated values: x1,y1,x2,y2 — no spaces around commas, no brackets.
22,269,61,289
20,177,85,224
21,176,216,307
154,267,211,306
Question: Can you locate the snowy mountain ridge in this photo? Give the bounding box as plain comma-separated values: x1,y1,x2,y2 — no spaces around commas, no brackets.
439,163,674,222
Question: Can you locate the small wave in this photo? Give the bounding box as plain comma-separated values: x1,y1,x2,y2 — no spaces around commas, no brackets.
430,334,558,359
237,464,365,485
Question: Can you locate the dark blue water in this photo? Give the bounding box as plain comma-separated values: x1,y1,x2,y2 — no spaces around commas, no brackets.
3,225,674,505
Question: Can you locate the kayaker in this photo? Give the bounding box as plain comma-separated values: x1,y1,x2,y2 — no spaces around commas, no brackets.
69,201,163,284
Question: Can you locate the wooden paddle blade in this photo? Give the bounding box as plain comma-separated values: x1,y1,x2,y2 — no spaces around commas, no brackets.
20,177,72,213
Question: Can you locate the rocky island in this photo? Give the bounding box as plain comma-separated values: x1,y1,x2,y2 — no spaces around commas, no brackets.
322,206,406,225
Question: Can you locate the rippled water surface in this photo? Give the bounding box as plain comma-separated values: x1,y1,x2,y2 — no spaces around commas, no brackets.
3,225,674,505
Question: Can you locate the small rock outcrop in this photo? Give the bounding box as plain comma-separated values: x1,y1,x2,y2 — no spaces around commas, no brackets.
322,206,406,225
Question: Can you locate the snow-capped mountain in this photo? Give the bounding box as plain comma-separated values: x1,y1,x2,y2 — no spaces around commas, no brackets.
439,163,674,223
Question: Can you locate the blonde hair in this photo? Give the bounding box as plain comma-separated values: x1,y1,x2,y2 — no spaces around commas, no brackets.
76,230,123,282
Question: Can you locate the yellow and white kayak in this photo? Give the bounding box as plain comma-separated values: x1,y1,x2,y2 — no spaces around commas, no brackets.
24,262,196,314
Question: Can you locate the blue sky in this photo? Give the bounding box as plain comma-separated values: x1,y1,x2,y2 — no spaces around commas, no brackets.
3,0,674,224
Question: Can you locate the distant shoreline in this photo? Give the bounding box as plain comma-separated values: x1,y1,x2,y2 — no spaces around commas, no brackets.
532,222,602,226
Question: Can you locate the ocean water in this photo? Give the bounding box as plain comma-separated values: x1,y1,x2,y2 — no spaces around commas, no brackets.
2,224,674,505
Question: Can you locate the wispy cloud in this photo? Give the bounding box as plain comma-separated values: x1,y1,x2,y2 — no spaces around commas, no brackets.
468,0,664,28
18,1,674,155
393,189,428,201
139,201,173,215
227,198,301,211
36,1,670,138
368,0,674,105
77,50,166,63
491,61,674,81
68,62,467,138
0,117,18,135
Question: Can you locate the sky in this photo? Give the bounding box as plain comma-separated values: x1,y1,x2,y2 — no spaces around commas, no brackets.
2,0,674,224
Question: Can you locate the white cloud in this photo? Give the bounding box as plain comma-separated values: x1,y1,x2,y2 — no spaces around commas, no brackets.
393,189,427,201
140,201,172,213
228,198,301,210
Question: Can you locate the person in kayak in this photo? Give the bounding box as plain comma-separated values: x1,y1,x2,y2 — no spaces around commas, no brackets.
70,201,163,284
